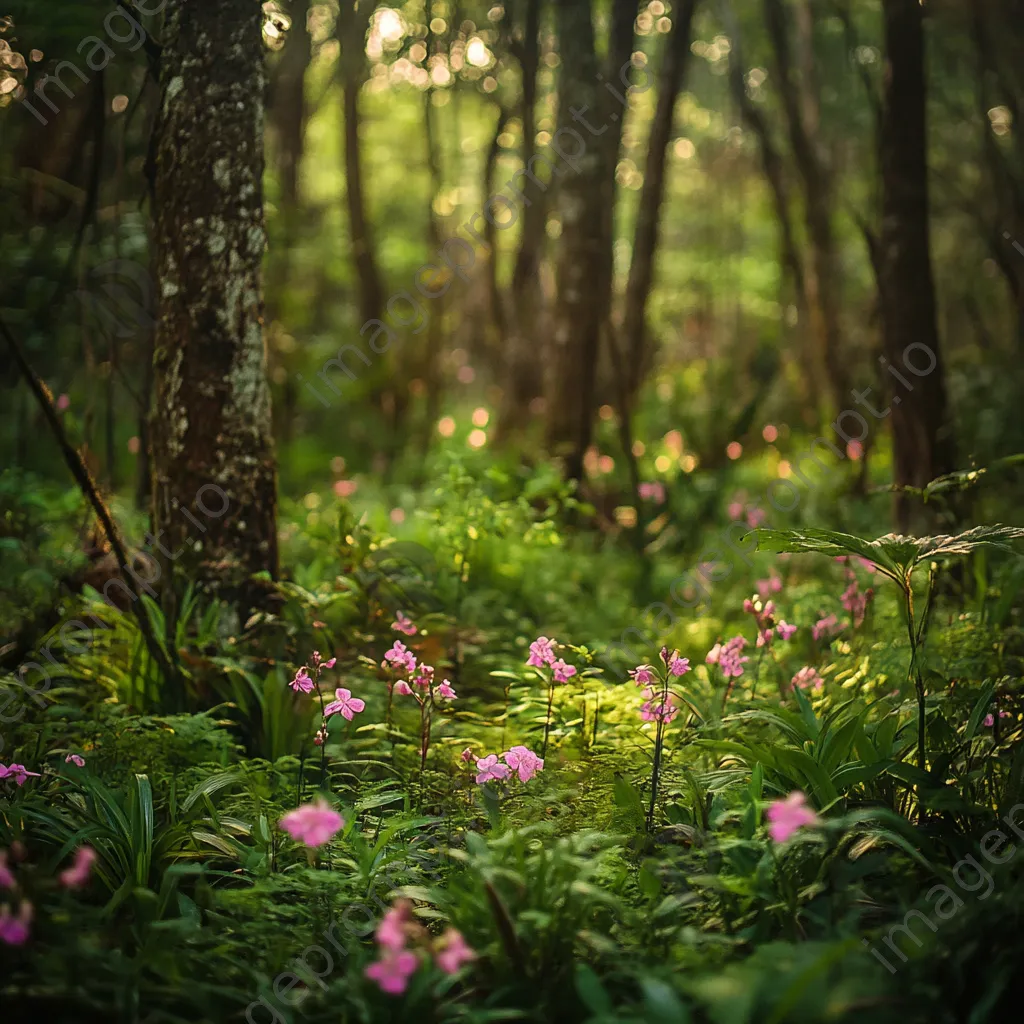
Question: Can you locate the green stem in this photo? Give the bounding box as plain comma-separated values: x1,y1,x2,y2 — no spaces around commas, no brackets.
542,672,556,760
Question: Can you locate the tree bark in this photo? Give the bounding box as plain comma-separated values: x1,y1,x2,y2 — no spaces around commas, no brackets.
337,0,385,328
879,0,954,530
546,0,635,480
151,0,278,607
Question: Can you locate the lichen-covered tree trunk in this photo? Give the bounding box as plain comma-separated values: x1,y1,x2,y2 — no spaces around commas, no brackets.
879,0,954,531
151,0,278,606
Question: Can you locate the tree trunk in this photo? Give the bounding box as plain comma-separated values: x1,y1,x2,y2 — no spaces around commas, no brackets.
151,0,278,608
879,0,954,531
620,0,699,403
546,0,635,480
337,0,385,328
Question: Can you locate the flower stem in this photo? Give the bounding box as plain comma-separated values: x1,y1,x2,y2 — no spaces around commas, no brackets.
542,674,555,760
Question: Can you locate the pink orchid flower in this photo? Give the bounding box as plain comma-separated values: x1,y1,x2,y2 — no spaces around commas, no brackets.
630,665,654,686
289,669,314,694
323,688,366,721
64,754,86,767
669,655,690,677
434,928,477,974
756,575,782,598
502,745,544,782
766,791,819,843
393,680,413,696
811,614,841,641
0,902,32,946
791,666,824,692
527,636,556,667
706,644,722,665
0,852,15,890
436,680,457,700
376,899,412,952
727,501,744,521
59,846,96,889
640,698,678,723
384,641,417,674
776,621,797,640
0,764,40,786
392,612,417,636
474,754,511,785
459,748,474,763
279,799,345,848
551,659,576,683
365,949,419,994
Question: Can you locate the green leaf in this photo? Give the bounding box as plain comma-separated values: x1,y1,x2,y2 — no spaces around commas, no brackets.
575,964,613,1016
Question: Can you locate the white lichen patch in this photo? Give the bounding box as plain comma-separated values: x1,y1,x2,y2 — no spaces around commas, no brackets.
213,157,231,190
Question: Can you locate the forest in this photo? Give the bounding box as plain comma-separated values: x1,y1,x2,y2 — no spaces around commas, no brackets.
1,0,1024,1020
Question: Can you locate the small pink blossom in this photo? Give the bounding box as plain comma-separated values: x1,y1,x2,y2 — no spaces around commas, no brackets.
393,680,413,696
434,928,477,974
459,748,474,763
313,729,325,746
0,902,32,946
669,655,690,677
290,669,314,694
59,846,96,889
392,612,417,636
56,393,70,412
630,664,654,686
323,657,337,669
841,582,874,628
384,641,417,674
766,791,819,843
436,680,457,700
715,636,749,678
811,614,842,641
706,644,722,665
791,666,824,692
0,852,15,890
983,714,995,728
746,506,767,528
323,688,366,721
527,636,556,668
64,754,86,767
279,799,345,848
412,664,434,690
743,598,755,614
755,628,773,648
474,754,511,785
640,698,678,723
756,575,782,598
501,745,544,782
365,949,419,994
776,621,797,640
376,900,411,952
0,764,40,787
551,659,576,683
727,502,744,521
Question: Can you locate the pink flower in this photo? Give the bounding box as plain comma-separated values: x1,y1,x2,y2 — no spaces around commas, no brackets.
706,644,722,665
551,659,576,683
527,636,556,668
279,799,345,848
412,664,434,690
766,791,819,843
501,745,544,782
669,655,690,677
376,900,411,952
393,680,413,696
630,665,655,686
638,482,666,505
716,636,749,678
776,621,797,640
434,928,477,974
365,949,419,994
290,669,314,694
0,902,32,946
755,628,773,648
384,641,417,674
323,688,365,721
323,657,337,669
756,575,782,598
983,714,995,727
841,582,874,628
436,680,457,700
0,764,40,787
727,502,744,521
59,846,96,889
640,698,678,723
791,666,824,692
811,614,841,641
392,612,417,636
746,506,767,528
314,729,325,746
474,754,511,785
56,393,70,412
459,748,474,763
64,754,85,767
743,598,755,614
0,852,15,890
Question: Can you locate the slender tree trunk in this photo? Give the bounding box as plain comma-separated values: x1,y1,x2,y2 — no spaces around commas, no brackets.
546,0,635,480
337,0,384,328
621,0,699,403
763,0,846,416
879,0,954,530
271,0,311,212
151,0,278,607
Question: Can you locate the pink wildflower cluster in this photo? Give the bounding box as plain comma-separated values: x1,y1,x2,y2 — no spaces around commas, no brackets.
289,650,337,694
983,710,1013,727
59,846,96,889
365,899,476,995
392,612,417,636
755,574,782,599
727,496,766,529
473,746,544,784
791,666,824,692
811,614,842,641
526,637,577,682
279,798,345,848
841,580,874,628
640,688,678,723
706,636,749,678
384,640,417,675
766,791,819,843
